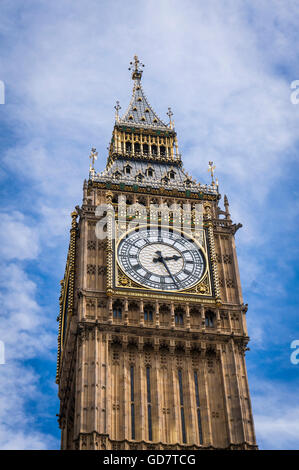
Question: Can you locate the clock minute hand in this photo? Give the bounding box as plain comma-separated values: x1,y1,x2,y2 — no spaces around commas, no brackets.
153,251,178,287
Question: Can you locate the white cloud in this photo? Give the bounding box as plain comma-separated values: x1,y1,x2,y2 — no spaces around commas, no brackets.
0,211,39,260
252,379,299,449
0,263,56,361
0,262,58,449
0,363,58,450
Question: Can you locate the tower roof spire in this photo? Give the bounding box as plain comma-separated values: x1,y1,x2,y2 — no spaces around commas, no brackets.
119,55,170,130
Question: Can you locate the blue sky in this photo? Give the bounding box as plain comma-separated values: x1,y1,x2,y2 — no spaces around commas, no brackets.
0,0,298,449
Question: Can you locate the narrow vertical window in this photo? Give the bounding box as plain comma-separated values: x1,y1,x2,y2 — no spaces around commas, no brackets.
130,366,135,440
146,366,152,441
194,371,203,444
113,306,122,319
144,307,154,322
178,369,187,443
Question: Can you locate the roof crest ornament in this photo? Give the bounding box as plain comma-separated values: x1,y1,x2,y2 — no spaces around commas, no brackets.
208,161,216,186
129,55,144,81
89,147,98,174
114,101,121,122
167,107,174,129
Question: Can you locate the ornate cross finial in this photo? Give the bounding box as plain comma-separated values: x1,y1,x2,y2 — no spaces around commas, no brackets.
208,161,216,185
114,100,121,121
167,107,173,119
167,106,174,128
129,55,144,80
89,147,98,170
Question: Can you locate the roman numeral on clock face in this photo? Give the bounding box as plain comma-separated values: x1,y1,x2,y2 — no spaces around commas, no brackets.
183,269,192,275
132,263,142,271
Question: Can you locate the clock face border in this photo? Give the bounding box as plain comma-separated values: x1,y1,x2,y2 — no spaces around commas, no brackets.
115,224,209,293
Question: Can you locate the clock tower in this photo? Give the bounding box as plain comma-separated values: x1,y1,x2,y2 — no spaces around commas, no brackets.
56,56,257,450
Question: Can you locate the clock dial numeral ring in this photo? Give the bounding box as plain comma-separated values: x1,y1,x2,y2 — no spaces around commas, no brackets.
117,226,206,292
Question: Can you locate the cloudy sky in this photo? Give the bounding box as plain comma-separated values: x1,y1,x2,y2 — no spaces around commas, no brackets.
0,0,298,450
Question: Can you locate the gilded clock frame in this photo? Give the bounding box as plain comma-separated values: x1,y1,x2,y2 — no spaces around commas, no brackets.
110,222,214,300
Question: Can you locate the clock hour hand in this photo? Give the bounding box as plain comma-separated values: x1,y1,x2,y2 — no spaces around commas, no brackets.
153,251,178,287
153,251,181,263
164,255,181,261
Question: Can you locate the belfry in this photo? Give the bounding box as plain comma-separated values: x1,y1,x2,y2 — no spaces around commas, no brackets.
56,56,257,450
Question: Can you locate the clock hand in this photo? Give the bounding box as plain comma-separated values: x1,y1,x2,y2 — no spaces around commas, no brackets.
153,250,163,263
153,251,181,263
161,259,178,287
153,252,178,287
164,255,181,261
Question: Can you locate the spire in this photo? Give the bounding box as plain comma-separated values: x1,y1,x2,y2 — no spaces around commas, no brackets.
119,55,169,130
224,195,231,221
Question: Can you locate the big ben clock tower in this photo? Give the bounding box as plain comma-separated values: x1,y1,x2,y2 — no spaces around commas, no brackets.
56,56,257,450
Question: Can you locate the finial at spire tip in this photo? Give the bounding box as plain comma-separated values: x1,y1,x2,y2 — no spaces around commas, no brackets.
128,55,145,80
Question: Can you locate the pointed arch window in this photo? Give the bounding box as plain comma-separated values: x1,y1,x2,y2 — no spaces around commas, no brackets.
144,306,154,322
146,166,154,177
135,172,144,182
113,303,122,319
126,141,132,153
175,312,184,325
205,310,215,328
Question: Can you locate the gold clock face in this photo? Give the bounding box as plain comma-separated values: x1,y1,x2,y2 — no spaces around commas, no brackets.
117,227,206,292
